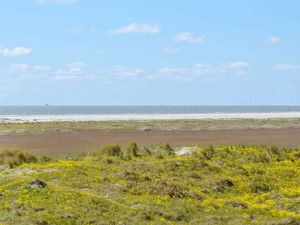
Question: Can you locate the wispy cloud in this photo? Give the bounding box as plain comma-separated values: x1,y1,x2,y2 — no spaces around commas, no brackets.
162,47,180,54
274,64,299,71
7,62,144,81
8,62,95,82
6,60,250,82
54,70,95,81
153,61,250,80
7,61,146,82
174,32,205,44
9,63,30,72
107,23,160,35
33,65,52,72
66,26,97,34
101,65,143,77
10,63,52,73
35,0,78,5
0,47,32,57
50,61,95,81
225,61,250,70
267,36,282,45
67,61,86,69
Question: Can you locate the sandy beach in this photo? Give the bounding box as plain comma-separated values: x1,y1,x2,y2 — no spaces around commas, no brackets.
1,112,300,123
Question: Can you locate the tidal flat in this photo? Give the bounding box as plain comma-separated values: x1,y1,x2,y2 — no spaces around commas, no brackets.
1,119,300,156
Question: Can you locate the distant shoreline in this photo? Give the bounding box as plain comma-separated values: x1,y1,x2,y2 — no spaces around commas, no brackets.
1,112,300,123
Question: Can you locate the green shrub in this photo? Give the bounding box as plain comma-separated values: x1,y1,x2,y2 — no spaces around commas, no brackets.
0,149,37,168
200,145,215,160
212,178,235,193
101,144,122,156
164,143,175,156
150,178,203,200
250,178,270,193
153,144,175,158
126,142,139,157
39,156,52,162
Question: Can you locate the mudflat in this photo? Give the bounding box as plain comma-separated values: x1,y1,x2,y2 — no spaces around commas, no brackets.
0,124,300,155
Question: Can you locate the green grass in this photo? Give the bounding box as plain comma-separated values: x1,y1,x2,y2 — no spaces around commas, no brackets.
0,144,299,225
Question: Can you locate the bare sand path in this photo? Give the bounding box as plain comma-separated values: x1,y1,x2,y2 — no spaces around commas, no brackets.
0,128,300,155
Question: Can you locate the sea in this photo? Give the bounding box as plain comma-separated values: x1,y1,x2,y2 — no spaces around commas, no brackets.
1,106,300,115
0,106,300,122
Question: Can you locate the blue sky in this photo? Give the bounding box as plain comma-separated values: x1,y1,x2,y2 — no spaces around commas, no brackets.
0,0,299,105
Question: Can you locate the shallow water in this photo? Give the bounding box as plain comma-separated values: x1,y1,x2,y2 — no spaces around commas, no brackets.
0,105,300,115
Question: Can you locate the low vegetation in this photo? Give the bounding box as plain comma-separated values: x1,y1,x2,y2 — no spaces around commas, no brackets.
1,118,300,135
0,149,37,168
0,144,299,224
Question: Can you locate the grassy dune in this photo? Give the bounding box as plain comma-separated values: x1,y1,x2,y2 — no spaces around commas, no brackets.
0,144,299,225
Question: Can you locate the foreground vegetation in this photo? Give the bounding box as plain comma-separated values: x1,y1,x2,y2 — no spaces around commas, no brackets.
0,144,299,225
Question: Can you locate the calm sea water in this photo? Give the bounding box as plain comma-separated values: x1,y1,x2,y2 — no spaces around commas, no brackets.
0,106,300,116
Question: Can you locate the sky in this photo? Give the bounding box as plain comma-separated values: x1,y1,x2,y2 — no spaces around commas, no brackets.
0,0,299,105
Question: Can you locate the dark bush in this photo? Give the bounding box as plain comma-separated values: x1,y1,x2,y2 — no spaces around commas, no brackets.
40,156,52,162
151,178,202,200
164,144,175,156
201,145,215,160
0,149,37,168
251,178,270,193
101,144,122,156
126,142,139,157
154,144,175,158
212,179,234,193
152,179,189,198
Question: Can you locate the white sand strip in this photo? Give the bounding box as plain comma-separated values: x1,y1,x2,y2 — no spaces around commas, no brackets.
1,112,300,123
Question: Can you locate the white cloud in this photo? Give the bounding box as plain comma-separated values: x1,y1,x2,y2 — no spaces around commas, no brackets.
53,64,143,81
162,47,180,54
155,61,250,80
9,63,30,72
53,62,93,81
10,64,52,73
8,63,143,81
66,61,87,74
107,23,160,35
274,64,299,71
35,0,78,5
157,64,219,77
6,61,249,82
174,32,205,44
102,65,143,77
53,69,95,81
66,27,96,34
8,62,96,82
33,65,52,72
267,36,282,45
0,47,32,57
225,61,250,70
67,61,86,69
